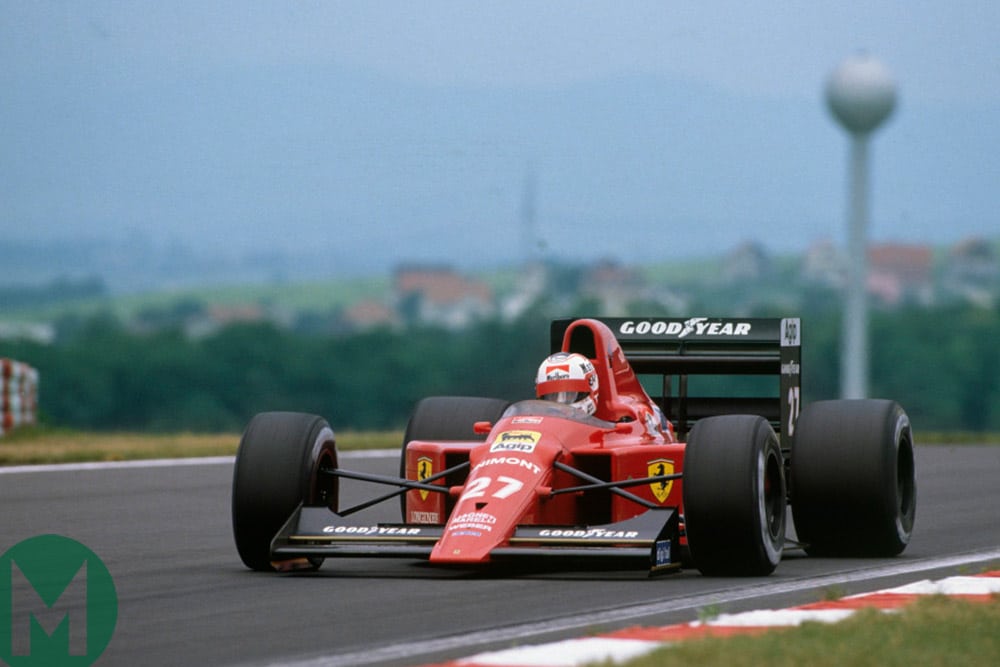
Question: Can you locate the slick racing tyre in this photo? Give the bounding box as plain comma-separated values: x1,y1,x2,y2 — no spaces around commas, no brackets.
399,396,511,518
683,415,786,576
791,399,916,556
232,412,339,571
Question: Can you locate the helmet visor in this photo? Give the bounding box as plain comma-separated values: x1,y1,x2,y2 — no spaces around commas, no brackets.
540,391,589,405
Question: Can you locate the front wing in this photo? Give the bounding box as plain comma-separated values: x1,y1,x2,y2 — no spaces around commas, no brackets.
270,505,681,574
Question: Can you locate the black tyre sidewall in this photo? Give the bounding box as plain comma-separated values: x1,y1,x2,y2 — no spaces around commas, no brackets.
791,399,916,556
232,411,338,571
683,415,786,576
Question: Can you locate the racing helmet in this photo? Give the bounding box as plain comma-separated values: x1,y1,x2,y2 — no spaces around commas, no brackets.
535,352,599,416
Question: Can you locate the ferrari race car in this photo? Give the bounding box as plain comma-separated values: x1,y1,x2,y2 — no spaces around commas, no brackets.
232,317,916,576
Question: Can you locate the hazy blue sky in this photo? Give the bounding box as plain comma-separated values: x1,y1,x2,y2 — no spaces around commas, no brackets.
2,1,998,274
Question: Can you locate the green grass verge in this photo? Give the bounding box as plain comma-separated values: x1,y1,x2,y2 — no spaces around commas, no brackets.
0,426,995,466
620,594,1000,667
0,426,402,465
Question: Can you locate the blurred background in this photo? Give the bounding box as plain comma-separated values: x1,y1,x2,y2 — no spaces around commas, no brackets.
2,1,998,434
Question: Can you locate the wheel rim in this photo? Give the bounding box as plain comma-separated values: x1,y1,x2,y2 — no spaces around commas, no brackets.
895,431,916,539
758,446,785,564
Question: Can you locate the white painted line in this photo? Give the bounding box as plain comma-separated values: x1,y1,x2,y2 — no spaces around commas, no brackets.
0,449,397,475
0,456,235,474
339,449,399,459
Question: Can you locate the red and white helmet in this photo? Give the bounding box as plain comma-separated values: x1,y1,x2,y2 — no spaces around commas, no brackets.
535,352,599,416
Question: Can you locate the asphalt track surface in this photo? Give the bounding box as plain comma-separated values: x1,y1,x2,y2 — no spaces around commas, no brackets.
2,444,999,667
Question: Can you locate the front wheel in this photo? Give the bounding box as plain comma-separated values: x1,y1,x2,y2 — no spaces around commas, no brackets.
683,415,786,576
399,396,511,518
232,411,339,571
791,399,916,556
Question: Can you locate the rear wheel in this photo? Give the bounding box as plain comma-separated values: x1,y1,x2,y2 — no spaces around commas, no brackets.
791,399,915,556
399,396,511,517
683,415,786,576
232,412,338,571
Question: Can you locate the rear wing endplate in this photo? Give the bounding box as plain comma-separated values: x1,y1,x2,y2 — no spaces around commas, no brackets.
552,317,801,449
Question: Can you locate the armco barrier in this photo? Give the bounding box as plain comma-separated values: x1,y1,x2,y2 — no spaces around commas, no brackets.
1,358,38,436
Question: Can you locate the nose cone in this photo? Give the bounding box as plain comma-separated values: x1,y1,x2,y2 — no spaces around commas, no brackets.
430,434,558,564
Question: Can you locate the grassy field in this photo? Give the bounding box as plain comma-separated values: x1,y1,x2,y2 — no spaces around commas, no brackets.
3,275,393,323
622,594,1000,667
0,427,403,465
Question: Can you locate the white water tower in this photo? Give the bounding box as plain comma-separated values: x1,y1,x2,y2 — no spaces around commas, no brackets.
825,54,896,399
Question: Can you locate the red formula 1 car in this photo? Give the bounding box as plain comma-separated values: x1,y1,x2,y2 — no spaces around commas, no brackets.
232,317,917,576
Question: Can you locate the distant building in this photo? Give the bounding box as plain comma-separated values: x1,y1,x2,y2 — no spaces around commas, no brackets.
184,304,267,338
801,239,845,288
208,304,266,325
501,261,548,321
942,237,999,308
0,321,56,345
343,299,399,331
394,265,494,329
580,259,646,317
724,241,770,282
867,243,934,307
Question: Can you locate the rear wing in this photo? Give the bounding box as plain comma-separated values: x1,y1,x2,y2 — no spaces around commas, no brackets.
551,317,801,450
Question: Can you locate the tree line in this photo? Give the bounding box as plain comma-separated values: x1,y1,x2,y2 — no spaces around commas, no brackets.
3,305,998,434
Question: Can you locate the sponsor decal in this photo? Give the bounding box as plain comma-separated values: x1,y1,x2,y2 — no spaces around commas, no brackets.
654,539,672,567
642,408,661,437
473,456,542,475
448,511,497,534
490,430,541,453
648,458,675,503
619,318,752,338
780,318,801,347
511,416,543,425
450,512,497,525
322,525,423,536
781,361,801,376
545,363,570,376
537,528,641,540
410,511,441,523
416,456,433,501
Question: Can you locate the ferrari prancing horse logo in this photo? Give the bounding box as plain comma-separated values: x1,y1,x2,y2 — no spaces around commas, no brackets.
647,458,674,503
417,456,433,500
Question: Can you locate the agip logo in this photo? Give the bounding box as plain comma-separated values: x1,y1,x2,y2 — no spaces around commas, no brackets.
1,535,117,666
489,430,541,453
